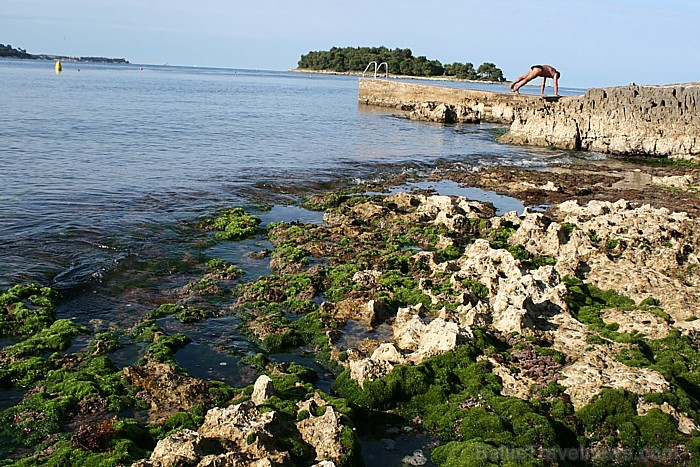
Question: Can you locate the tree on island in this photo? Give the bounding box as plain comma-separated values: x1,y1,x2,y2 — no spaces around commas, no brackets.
298,46,506,81
476,62,505,82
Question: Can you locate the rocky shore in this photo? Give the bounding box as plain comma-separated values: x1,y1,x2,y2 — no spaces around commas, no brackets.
359,78,700,160
1,157,700,466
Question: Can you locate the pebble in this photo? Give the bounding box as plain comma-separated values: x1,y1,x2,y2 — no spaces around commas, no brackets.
401,449,427,466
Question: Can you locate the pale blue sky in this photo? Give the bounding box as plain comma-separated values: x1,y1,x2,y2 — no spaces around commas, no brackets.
3,0,699,88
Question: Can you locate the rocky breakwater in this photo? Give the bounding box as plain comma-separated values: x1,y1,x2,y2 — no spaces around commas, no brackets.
359,78,700,160
359,77,525,124
502,83,700,160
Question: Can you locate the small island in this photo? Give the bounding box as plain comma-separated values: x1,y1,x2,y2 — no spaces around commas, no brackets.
0,43,129,64
297,46,506,81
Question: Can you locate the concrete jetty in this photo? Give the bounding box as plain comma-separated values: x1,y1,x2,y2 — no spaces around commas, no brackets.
359,78,700,160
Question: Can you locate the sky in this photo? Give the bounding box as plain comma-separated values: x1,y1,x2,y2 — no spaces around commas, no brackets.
2,0,699,88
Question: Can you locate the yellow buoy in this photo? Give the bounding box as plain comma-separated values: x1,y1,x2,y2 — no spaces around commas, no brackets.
55,60,62,73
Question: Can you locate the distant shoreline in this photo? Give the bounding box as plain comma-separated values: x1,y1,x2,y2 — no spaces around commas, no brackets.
291,68,510,85
0,54,129,64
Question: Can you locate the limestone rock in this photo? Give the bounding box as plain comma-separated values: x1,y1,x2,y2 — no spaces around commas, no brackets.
351,201,387,218
370,342,405,364
352,269,382,288
123,359,216,424
348,357,394,388
393,305,469,363
601,308,669,340
456,240,568,334
559,349,670,409
332,298,388,328
501,84,700,160
637,400,700,435
297,405,346,463
145,429,202,467
402,449,428,466
652,174,696,189
251,375,275,406
555,199,700,323
199,401,278,441
484,357,534,400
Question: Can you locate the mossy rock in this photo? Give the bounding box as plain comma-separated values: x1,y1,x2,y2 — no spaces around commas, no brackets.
1,355,139,449
0,283,58,337
202,207,262,240
576,389,685,452
1,319,88,361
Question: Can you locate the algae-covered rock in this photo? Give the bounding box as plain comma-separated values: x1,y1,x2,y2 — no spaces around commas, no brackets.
123,359,224,424
0,283,57,337
127,185,700,466
201,207,262,241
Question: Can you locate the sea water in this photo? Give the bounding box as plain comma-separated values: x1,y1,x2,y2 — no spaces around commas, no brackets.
0,59,585,291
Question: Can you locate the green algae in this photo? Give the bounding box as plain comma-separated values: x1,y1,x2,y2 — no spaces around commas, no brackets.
563,277,644,343
461,278,490,301
147,304,209,323
184,276,223,295
485,226,556,270
259,364,361,467
576,389,684,453
0,284,57,337
303,192,347,211
616,329,700,424
1,417,155,466
271,245,310,271
205,258,244,277
7,438,148,467
324,264,361,302
144,333,191,364
376,269,431,310
605,237,620,250
87,332,122,356
90,186,696,466
331,332,580,465
0,319,87,362
1,355,140,449
332,332,496,411
487,224,517,249
201,207,262,240
148,405,207,440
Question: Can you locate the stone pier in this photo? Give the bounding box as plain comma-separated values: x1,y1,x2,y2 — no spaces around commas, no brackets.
358,78,700,160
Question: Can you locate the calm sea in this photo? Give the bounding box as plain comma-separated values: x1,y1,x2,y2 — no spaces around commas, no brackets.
0,58,586,301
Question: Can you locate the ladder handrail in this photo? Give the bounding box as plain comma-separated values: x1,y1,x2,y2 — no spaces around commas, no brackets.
362,61,389,79
377,62,388,79
362,61,378,78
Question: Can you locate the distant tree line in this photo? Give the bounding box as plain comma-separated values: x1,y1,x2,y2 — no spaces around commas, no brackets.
0,43,129,63
298,46,506,82
0,44,32,59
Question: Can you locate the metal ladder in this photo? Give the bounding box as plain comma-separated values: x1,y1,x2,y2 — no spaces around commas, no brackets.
362,61,389,79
